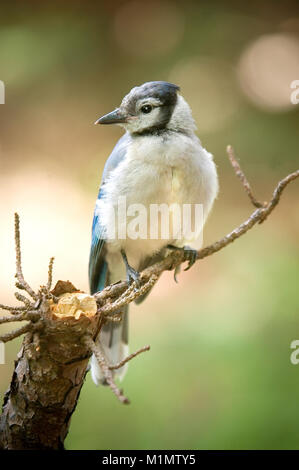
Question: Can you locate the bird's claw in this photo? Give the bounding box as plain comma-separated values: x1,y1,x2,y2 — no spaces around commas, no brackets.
126,266,141,289
183,246,198,271
167,244,198,280
173,265,181,283
121,249,141,289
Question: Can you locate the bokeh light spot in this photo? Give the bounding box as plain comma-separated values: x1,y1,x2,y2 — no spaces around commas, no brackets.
237,33,299,111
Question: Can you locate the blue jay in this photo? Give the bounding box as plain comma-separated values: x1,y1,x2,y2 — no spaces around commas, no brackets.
89,81,218,385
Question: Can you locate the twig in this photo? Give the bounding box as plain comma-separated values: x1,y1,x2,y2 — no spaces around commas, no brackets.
0,323,33,343
259,169,299,223
0,313,28,324
14,213,38,300
0,311,41,324
98,275,159,315
82,335,130,405
0,303,28,313
226,145,265,208
47,257,55,291
14,292,33,308
109,345,150,370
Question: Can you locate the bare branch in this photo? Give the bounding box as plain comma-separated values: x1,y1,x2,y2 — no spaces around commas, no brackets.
0,303,28,313
0,313,28,324
47,257,55,291
0,323,33,343
226,145,266,208
259,169,299,224
82,335,130,405
109,345,150,370
14,292,33,308
14,213,38,300
97,275,159,314
0,310,41,325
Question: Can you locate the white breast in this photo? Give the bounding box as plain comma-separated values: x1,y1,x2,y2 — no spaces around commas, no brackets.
97,131,218,272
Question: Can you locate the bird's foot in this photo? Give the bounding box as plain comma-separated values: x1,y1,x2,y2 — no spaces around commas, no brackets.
181,246,198,271
121,250,141,288
126,265,141,287
167,245,198,280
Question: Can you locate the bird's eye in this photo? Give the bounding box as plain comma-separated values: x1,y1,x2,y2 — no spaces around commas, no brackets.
140,105,153,114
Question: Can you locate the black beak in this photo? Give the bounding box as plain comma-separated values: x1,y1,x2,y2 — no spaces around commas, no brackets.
94,108,127,125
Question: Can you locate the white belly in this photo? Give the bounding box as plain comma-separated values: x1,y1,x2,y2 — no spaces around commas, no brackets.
97,132,218,274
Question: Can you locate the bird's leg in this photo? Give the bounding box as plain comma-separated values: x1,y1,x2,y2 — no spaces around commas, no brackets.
121,249,141,287
167,244,198,272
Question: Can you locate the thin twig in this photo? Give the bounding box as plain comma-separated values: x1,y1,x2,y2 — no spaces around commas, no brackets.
0,303,28,313
0,313,28,324
14,213,38,300
14,292,33,308
82,335,130,405
259,169,299,223
47,257,55,291
226,145,265,208
99,275,158,315
109,345,150,370
0,311,41,324
0,323,33,343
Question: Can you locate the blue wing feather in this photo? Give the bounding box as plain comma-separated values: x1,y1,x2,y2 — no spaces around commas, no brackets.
88,133,130,294
89,194,107,294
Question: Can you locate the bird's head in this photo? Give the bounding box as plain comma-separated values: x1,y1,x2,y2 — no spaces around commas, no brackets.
95,81,196,135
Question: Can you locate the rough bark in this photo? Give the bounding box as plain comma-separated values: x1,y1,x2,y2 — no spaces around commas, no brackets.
0,295,99,450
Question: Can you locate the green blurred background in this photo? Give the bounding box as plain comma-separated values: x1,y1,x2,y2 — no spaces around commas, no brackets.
0,0,299,450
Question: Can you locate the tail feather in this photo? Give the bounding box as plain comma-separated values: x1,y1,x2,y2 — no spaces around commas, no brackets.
90,306,129,386
89,237,129,386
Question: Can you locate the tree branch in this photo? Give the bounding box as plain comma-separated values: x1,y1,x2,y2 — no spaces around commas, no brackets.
226,145,266,208
14,213,38,301
82,335,130,405
109,345,150,371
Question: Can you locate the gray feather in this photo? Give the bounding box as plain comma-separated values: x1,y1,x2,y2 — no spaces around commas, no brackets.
102,132,130,182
